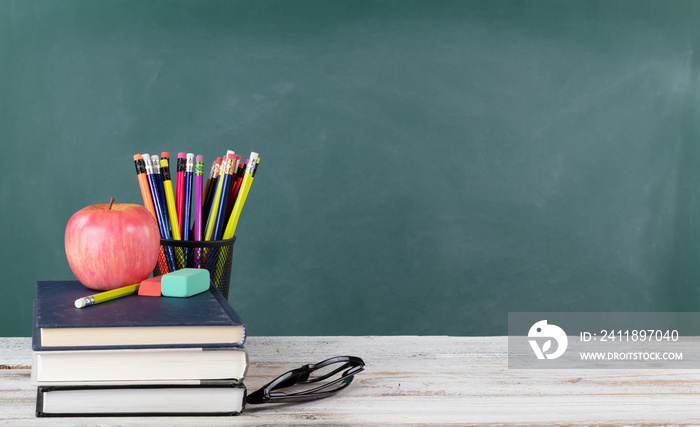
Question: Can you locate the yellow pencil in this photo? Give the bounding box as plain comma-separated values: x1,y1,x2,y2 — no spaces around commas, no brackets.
158,157,181,240
74,283,140,309
223,153,259,240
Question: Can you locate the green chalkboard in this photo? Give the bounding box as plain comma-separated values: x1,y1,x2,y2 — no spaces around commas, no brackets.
2,0,699,337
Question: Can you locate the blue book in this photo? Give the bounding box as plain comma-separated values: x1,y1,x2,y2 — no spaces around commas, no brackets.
33,281,246,351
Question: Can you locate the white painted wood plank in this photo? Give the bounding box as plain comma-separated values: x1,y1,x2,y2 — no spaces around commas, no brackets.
1,336,699,425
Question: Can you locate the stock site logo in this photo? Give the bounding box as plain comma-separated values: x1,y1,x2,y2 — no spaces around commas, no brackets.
528,320,568,360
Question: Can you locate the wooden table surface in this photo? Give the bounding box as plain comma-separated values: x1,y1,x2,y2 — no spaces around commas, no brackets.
1,336,700,426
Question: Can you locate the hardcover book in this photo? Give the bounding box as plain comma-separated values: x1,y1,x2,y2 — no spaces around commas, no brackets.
33,281,246,350
31,346,248,384
36,382,246,417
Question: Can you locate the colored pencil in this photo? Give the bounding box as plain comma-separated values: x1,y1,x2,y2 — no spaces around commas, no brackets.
160,151,171,215
133,154,156,220
158,154,186,269
215,153,259,284
158,156,181,240
202,158,217,208
204,154,232,241
180,153,194,264
201,157,222,238
175,152,186,234
151,154,171,237
142,154,170,239
182,153,194,242
223,152,259,240
212,151,236,241
134,154,168,274
150,155,165,199
224,154,245,224
142,154,175,272
194,155,204,267
159,152,171,237
160,152,169,164
224,156,245,226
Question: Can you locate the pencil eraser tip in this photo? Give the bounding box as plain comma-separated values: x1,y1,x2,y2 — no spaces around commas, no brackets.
216,157,223,163
133,154,141,161
178,152,186,158
227,153,235,160
161,152,169,158
74,298,86,309
196,155,204,162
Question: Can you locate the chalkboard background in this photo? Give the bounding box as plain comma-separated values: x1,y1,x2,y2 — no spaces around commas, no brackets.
2,0,699,336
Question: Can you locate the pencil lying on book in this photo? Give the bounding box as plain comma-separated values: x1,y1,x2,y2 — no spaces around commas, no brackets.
74,283,140,309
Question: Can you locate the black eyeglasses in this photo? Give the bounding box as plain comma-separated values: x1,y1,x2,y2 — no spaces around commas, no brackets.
246,356,365,404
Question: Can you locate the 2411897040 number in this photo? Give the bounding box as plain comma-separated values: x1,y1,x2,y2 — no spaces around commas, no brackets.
597,330,679,342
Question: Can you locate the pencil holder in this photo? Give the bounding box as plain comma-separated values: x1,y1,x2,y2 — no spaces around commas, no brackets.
153,237,236,300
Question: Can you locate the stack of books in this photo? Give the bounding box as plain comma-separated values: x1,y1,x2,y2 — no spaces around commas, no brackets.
31,280,248,417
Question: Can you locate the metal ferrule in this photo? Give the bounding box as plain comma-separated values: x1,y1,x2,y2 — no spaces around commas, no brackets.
160,160,171,181
186,154,195,172
177,157,186,173
246,158,256,174
134,159,146,174
142,154,154,174
252,160,260,177
151,155,161,174
84,296,95,307
223,158,234,175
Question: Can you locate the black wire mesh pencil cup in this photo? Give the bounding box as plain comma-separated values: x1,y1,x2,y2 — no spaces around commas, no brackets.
153,237,236,300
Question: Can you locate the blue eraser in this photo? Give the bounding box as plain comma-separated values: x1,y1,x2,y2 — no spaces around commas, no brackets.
161,268,210,298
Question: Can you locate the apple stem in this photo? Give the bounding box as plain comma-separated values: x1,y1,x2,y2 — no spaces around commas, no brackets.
108,198,115,210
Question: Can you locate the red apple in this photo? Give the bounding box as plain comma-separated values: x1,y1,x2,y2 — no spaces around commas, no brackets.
65,198,161,291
